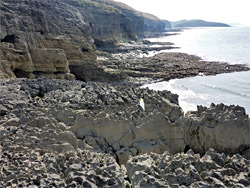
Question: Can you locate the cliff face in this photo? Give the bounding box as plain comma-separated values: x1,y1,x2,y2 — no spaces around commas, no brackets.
67,0,166,47
95,0,166,35
0,0,101,80
0,0,166,80
142,13,166,32
162,20,172,28
62,0,143,48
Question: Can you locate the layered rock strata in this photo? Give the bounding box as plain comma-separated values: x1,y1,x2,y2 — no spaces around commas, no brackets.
142,13,166,32
0,0,167,80
0,0,100,80
62,0,166,48
62,0,142,48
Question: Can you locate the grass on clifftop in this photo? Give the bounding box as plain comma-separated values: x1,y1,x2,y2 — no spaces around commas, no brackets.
77,0,121,14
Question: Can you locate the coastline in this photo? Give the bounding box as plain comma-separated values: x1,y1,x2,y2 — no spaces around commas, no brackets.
142,71,250,115
137,27,250,115
1,0,250,186
96,38,250,85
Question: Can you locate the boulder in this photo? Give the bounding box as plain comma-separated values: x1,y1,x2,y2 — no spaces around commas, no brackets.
116,148,133,165
180,103,250,155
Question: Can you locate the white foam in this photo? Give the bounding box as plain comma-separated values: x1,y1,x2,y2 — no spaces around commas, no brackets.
142,79,206,113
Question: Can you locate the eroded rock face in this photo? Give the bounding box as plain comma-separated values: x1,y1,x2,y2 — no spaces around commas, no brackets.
179,103,250,155
0,0,167,80
0,78,183,157
0,0,99,80
0,149,127,187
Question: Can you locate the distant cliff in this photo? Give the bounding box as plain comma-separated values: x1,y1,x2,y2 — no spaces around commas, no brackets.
162,20,172,28
99,0,166,33
172,19,231,28
63,0,166,47
142,13,166,32
0,0,166,80
62,0,143,48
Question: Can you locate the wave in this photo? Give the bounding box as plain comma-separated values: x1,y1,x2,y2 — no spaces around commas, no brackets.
203,83,250,99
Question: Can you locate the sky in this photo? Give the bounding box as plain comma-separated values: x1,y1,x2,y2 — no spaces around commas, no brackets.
114,0,250,26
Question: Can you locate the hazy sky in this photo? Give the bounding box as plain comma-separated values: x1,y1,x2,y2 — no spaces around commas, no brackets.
115,0,250,25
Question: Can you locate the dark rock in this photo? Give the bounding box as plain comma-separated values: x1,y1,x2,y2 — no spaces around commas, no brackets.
97,51,250,82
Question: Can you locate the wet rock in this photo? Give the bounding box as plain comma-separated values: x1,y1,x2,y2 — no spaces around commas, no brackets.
97,51,250,82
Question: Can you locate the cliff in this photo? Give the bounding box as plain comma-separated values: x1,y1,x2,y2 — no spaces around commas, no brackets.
96,0,166,34
172,19,231,28
0,0,166,80
72,0,166,46
0,0,99,81
162,20,172,28
62,0,143,48
142,13,166,32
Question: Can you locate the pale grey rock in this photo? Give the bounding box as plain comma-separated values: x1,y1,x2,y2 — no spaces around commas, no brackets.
48,142,75,153
180,103,250,154
1,78,250,187
57,131,78,149
133,140,161,154
116,148,133,165
126,150,250,188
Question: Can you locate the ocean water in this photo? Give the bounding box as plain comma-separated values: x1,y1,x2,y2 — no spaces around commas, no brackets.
143,27,250,114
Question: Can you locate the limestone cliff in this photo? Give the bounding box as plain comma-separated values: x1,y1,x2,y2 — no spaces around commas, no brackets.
66,0,166,47
0,0,101,80
108,1,166,34
162,20,172,28
62,0,143,48
0,0,166,80
142,13,166,32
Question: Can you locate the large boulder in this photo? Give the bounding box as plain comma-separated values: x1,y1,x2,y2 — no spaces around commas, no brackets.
179,103,250,155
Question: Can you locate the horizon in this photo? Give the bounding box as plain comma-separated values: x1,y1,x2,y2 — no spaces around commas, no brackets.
114,0,250,26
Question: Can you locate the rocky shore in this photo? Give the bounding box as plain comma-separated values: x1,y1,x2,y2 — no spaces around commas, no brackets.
0,78,249,187
1,0,250,187
97,46,250,83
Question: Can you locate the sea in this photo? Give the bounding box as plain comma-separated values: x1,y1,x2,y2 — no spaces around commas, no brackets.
142,26,250,114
